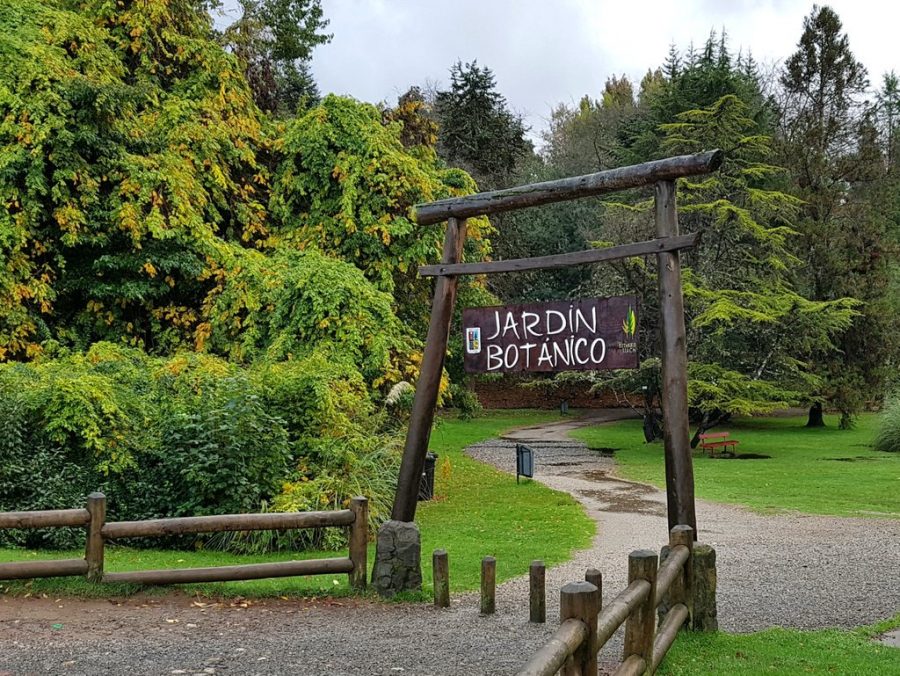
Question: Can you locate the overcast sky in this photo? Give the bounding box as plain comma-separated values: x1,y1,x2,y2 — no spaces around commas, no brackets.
218,1,898,143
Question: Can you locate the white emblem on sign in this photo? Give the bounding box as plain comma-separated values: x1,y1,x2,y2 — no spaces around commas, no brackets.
465,327,482,354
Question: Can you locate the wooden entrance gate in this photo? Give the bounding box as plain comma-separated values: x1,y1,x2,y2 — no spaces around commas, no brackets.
391,150,723,537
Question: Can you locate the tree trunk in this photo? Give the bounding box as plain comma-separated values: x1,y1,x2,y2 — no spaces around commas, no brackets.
806,402,825,428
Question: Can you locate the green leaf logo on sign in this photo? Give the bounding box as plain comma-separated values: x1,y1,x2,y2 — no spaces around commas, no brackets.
622,307,637,338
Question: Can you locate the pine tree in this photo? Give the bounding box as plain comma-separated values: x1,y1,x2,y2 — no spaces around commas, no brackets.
777,5,897,427
434,61,531,190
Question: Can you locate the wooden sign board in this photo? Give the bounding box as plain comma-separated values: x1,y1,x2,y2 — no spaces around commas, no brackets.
463,296,638,374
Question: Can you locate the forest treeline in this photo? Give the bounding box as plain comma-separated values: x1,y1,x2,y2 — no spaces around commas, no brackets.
0,1,896,546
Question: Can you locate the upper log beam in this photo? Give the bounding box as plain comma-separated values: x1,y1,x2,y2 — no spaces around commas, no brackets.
412,150,722,225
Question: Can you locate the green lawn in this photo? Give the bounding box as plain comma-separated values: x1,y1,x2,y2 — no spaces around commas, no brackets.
0,410,594,599
572,413,900,518
419,410,594,593
657,616,900,675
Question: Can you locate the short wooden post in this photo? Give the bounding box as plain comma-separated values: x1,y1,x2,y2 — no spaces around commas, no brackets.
529,560,545,623
691,544,718,631
584,567,602,600
623,549,658,668
560,581,600,676
669,525,693,615
433,549,450,608
85,492,106,582
348,496,368,589
480,556,496,615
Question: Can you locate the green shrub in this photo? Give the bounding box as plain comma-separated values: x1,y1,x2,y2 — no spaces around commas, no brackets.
874,394,900,452
449,383,482,420
0,344,400,551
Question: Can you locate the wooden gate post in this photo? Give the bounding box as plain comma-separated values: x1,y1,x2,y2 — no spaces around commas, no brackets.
391,217,467,523
654,180,697,535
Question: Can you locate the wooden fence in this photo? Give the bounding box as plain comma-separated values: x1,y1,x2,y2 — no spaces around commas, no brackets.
0,492,369,589
519,525,696,676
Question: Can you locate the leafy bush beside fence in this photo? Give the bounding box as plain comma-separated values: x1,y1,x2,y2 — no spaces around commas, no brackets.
0,343,400,551
874,394,900,452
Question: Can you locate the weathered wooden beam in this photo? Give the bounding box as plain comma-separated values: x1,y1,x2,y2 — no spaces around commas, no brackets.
654,544,689,607
655,180,698,535
85,492,106,583
651,603,689,672
517,618,588,676
102,510,354,539
433,549,450,608
419,233,700,277
480,556,496,615
0,558,88,580
391,217,467,522
101,558,353,585
348,496,368,590
596,579,651,648
0,509,90,529
412,151,722,225
560,581,600,676
623,550,658,669
530,560,546,623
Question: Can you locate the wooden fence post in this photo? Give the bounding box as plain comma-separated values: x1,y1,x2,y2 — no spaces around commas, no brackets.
691,544,718,631
585,567,602,600
623,549,658,669
480,556,496,615
529,560,545,623
348,496,368,589
560,581,600,676
433,549,450,608
669,525,693,618
85,492,105,582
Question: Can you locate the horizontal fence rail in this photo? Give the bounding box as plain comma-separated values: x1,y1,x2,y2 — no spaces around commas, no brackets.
518,525,697,676
0,493,369,589
0,509,90,529
101,510,355,539
519,618,589,676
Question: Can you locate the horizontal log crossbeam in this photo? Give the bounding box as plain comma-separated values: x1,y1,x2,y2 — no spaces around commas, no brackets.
102,557,354,585
419,233,700,277
412,150,722,225
102,510,354,539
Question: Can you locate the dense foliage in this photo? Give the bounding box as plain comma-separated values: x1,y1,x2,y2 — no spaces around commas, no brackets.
874,393,900,453
472,21,898,432
0,343,398,549
0,0,491,548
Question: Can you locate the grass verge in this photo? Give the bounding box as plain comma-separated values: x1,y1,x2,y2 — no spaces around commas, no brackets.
1,410,593,599
656,614,900,675
419,410,594,593
571,414,899,518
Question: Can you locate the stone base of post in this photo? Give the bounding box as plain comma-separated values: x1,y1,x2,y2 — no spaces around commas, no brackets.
372,520,423,597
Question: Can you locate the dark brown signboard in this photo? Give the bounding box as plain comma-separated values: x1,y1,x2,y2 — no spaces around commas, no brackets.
463,296,639,374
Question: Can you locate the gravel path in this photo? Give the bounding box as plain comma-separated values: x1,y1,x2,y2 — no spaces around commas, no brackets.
2,414,898,675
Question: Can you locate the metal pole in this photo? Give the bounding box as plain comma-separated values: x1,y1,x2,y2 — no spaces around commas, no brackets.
391,217,467,522
654,180,697,535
